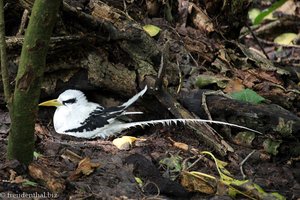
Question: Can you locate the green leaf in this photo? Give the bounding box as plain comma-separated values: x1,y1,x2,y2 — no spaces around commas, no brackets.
234,132,256,147
254,0,287,25
274,33,297,45
230,89,265,104
195,75,228,88
134,177,143,187
33,151,42,159
143,24,161,37
159,155,182,172
22,180,38,187
201,151,286,199
248,8,261,24
263,138,282,156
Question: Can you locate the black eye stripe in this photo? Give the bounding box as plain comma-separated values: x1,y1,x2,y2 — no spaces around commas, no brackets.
63,98,77,105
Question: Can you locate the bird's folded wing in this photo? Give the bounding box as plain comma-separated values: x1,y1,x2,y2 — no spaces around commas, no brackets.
63,106,123,133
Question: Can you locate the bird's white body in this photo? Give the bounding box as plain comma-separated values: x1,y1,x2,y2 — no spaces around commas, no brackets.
49,86,148,138
39,86,261,138
54,101,100,138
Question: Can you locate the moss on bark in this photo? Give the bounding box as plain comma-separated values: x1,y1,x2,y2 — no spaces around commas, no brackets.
7,0,62,165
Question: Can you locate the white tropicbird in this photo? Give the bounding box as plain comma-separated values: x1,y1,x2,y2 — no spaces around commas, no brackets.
39,86,261,138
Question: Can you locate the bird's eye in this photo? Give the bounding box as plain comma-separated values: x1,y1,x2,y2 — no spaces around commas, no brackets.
63,98,77,105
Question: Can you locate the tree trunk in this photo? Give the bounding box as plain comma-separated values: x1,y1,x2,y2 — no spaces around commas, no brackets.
0,0,12,106
7,0,62,165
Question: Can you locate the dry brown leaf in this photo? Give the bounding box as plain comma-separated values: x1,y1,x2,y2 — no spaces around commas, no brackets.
224,78,244,93
14,176,25,184
78,157,101,175
146,0,160,16
35,123,51,137
244,73,260,88
68,157,101,181
9,169,17,182
29,162,65,193
61,149,83,163
9,172,35,185
234,69,260,88
91,2,121,22
173,141,189,151
168,137,189,151
181,171,216,194
248,69,282,84
276,0,296,15
178,0,189,28
9,170,30,185
189,3,214,32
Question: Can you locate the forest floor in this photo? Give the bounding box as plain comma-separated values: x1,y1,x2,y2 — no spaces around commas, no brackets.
0,107,299,199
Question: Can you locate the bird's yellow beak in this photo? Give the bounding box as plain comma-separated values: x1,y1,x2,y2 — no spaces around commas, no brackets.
39,99,63,107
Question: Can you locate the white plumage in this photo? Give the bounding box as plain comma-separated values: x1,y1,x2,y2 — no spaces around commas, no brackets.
39,86,148,138
39,86,261,138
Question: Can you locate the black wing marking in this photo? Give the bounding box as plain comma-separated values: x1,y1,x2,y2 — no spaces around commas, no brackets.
65,106,126,133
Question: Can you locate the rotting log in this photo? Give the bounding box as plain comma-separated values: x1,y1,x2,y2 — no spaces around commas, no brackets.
179,89,300,156
180,89,300,135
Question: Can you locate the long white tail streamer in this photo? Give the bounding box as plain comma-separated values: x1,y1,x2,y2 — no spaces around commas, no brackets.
95,118,262,138
121,86,148,109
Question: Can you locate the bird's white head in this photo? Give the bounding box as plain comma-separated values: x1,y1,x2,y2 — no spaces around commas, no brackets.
39,89,88,107
58,90,87,106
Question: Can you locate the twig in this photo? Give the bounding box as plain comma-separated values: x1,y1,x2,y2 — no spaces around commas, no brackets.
185,156,202,171
3,3,8,10
6,35,86,50
155,39,170,90
202,90,232,121
239,150,256,179
16,9,29,36
169,26,199,68
62,2,137,41
0,0,12,107
123,0,128,16
154,88,231,156
155,53,164,90
176,60,182,94
142,181,160,198
245,23,270,59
